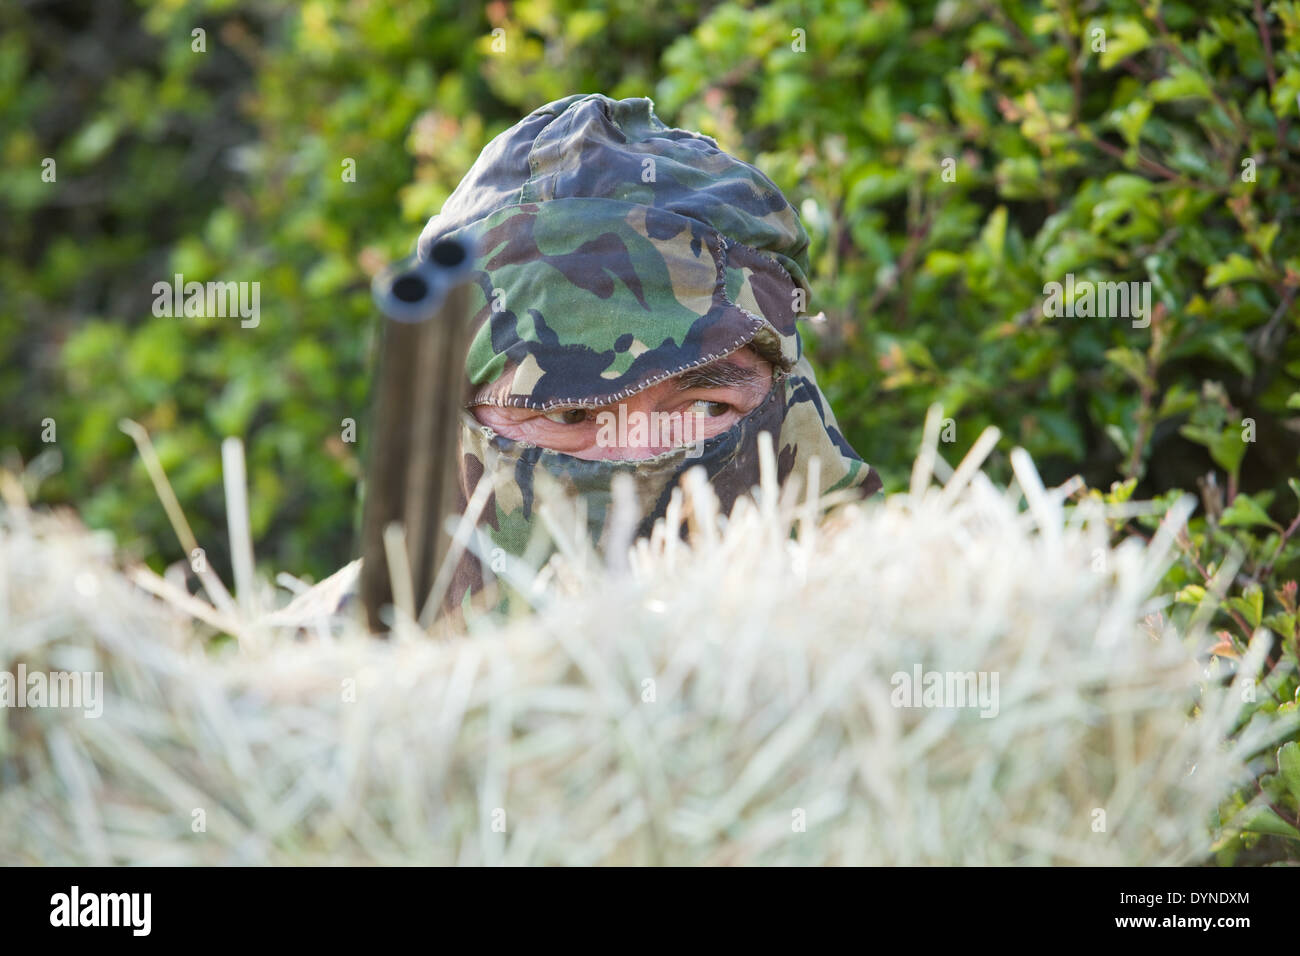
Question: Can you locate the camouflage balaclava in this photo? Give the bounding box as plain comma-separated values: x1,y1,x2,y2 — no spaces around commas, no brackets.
415,93,882,609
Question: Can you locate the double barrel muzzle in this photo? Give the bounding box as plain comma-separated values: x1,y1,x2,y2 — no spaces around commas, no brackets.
371,237,477,324
361,234,478,633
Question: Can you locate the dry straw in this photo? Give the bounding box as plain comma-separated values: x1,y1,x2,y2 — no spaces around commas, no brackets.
0,407,1289,864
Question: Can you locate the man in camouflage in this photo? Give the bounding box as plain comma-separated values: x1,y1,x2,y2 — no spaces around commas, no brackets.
413,93,882,610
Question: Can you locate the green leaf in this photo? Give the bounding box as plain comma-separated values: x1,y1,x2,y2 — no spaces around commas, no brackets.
1106,477,1138,504
1249,221,1280,259
1157,384,1198,419
923,250,965,277
1105,347,1152,389
1205,253,1263,287
1100,20,1152,69
1280,742,1300,805
1180,422,1248,477
1219,494,1278,530
1203,330,1254,378
1263,612,1297,638
68,114,121,165
1149,62,1212,102
1274,738,1300,816
1112,97,1152,147
981,205,1007,263
1104,422,1132,457
1226,583,1264,629
1237,805,1300,840
859,86,893,142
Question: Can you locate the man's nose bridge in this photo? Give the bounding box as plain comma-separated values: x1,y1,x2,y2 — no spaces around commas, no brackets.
618,392,660,447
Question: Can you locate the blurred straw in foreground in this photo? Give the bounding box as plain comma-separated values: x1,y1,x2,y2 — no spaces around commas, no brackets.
0,409,1292,864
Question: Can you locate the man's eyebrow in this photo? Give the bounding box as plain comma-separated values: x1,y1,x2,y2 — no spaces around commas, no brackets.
674,359,760,392
468,357,761,405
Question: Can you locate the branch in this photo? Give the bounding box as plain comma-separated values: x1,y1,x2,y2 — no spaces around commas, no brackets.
1253,0,1290,152
1249,280,1299,358
1086,133,1213,189
1257,509,1300,584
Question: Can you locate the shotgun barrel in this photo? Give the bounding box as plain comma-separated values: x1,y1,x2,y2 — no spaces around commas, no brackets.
360,235,477,634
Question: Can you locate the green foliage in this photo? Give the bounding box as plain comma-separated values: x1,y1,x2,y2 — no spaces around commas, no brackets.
658,0,1300,507
1090,477,1300,864
3,0,1300,860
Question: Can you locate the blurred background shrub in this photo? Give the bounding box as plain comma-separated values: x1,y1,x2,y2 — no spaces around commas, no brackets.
2,0,1299,862
2,0,1296,572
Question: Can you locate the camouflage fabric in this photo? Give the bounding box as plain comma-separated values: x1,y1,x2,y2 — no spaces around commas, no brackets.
408,93,882,611
433,199,805,409
448,354,878,610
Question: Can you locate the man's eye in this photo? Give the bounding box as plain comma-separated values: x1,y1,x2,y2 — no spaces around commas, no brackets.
542,408,589,425
692,400,731,418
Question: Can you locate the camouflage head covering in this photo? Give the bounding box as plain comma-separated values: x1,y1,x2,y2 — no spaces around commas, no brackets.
415,93,881,609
